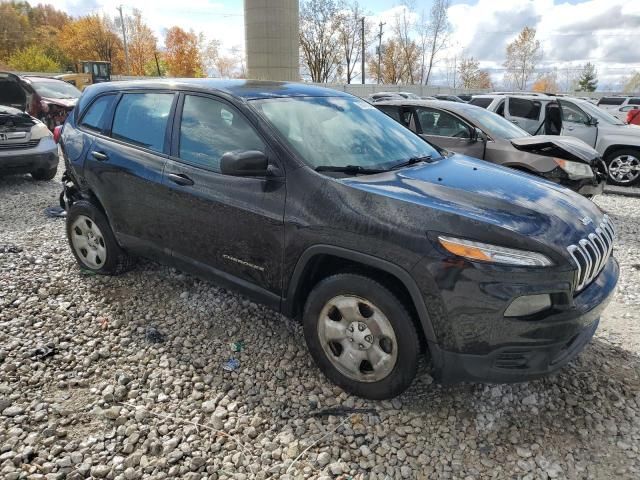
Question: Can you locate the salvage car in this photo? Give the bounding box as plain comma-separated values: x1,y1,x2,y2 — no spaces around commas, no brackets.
59,80,618,399
0,105,59,180
0,72,81,131
471,94,640,186
375,99,606,196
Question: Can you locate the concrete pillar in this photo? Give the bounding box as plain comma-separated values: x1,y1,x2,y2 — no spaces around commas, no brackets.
244,0,299,81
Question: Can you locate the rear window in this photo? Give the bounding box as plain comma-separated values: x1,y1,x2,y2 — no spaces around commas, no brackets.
598,97,626,106
469,98,493,109
80,95,115,132
111,93,174,152
508,98,541,120
628,98,640,106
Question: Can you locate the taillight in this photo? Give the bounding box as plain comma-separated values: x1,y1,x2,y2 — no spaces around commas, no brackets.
53,125,63,144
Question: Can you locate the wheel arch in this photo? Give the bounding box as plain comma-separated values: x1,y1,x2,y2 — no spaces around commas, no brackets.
602,144,640,160
282,245,438,345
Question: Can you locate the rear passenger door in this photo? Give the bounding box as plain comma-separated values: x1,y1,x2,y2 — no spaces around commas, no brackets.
162,93,286,302
84,91,176,257
504,97,543,134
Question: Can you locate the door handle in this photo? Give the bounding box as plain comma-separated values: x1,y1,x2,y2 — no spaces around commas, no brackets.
167,173,194,186
567,126,575,131
91,151,108,161
510,120,519,124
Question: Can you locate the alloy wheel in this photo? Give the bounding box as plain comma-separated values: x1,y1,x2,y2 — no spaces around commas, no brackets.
70,215,107,269
608,154,640,184
317,295,398,383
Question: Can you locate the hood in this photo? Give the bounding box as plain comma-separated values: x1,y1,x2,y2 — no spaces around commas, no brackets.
510,135,600,163
0,107,35,132
41,97,78,109
342,154,603,250
597,122,640,136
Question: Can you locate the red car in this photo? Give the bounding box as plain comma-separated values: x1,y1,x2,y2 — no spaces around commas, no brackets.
0,72,81,131
627,108,640,126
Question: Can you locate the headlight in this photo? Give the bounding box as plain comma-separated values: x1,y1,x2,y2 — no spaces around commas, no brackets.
553,158,594,180
438,236,554,266
30,123,53,140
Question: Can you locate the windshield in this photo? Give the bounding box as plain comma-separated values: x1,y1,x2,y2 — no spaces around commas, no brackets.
577,100,624,126
462,106,530,140
251,96,440,170
31,80,81,100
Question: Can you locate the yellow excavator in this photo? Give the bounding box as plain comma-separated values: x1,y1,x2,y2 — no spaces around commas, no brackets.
55,61,112,91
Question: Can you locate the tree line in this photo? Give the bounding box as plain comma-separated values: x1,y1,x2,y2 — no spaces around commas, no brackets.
0,1,243,77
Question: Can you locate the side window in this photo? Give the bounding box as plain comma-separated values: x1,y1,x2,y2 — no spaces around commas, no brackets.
559,101,589,124
495,101,505,116
80,95,115,132
111,93,174,152
469,98,493,109
178,95,265,172
628,98,640,106
508,98,541,120
598,97,625,106
377,106,401,122
415,108,470,138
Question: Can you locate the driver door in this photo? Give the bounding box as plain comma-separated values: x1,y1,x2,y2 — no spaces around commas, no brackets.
412,107,485,159
558,99,597,147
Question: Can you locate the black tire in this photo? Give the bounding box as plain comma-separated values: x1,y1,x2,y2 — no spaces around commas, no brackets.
604,149,640,186
303,273,420,400
31,166,58,181
66,200,135,275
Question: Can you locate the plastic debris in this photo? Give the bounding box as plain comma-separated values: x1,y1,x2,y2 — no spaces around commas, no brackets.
308,407,378,418
145,326,166,344
222,358,240,372
0,244,22,254
230,340,245,353
79,268,98,276
44,206,66,218
32,344,57,361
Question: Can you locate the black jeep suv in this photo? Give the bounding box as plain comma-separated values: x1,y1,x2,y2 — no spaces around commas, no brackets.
59,80,619,399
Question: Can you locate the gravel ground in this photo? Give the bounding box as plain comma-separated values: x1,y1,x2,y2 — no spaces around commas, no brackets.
1,171,639,480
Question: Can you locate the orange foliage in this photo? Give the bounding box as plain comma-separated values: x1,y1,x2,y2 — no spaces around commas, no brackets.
164,27,203,77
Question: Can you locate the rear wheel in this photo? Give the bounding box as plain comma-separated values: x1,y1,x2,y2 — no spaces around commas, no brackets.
605,149,640,186
303,273,420,399
66,200,134,275
31,166,57,181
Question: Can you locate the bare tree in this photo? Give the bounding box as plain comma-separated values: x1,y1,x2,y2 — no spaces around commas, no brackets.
421,0,450,85
503,26,542,90
393,3,420,84
458,56,492,89
337,1,370,84
299,0,342,83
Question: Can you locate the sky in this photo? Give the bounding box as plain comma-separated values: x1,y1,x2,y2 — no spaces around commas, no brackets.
27,0,640,90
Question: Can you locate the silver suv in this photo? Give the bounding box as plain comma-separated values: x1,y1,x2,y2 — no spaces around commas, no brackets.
471,94,640,186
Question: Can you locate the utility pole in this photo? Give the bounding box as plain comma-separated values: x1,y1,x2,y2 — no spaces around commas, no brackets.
117,5,130,76
377,21,385,84
361,17,365,84
154,52,162,77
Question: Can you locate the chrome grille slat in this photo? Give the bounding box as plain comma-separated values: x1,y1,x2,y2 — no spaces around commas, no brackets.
567,214,615,293
0,139,40,150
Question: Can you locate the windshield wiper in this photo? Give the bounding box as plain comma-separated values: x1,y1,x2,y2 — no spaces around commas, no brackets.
315,165,388,175
389,155,433,170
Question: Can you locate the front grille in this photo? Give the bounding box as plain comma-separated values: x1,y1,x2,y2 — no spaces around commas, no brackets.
567,214,615,292
0,139,40,150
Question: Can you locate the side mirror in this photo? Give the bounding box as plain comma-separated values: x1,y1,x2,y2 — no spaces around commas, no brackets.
471,127,487,143
220,150,268,176
587,116,598,126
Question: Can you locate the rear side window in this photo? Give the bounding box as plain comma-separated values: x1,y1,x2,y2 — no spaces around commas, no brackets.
111,93,174,152
178,95,265,172
415,107,470,138
469,98,493,109
508,98,541,120
377,106,402,122
628,98,640,105
80,95,115,131
598,97,625,106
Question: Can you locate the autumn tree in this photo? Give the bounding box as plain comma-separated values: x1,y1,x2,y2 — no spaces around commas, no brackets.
367,38,418,84
457,57,492,89
299,0,343,82
337,1,370,84
503,26,541,90
58,15,125,73
419,0,451,85
577,62,598,92
0,2,30,62
164,27,203,77
8,44,60,72
532,73,559,93
393,4,421,84
623,72,640,94
121,9,157,76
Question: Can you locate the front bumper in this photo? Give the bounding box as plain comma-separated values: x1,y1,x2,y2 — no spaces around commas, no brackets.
577,179,605,197
413,256,619,384
0,138,58,174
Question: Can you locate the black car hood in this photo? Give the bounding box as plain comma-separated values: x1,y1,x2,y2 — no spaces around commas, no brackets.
510,135,600,164
0,107,35,131
342,154,603,248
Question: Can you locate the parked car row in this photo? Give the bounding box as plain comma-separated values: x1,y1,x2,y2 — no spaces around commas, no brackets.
596,96,640,122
